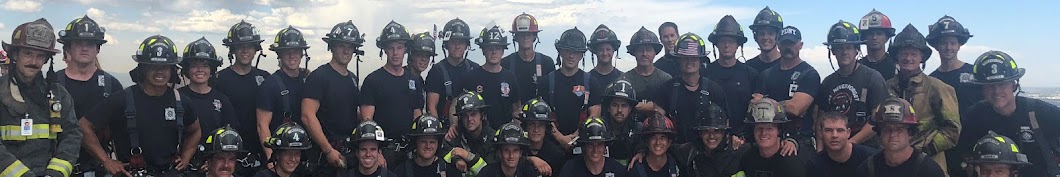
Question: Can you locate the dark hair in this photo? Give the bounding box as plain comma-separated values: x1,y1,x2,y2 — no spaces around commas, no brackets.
659,22,679,35
816,111,848,131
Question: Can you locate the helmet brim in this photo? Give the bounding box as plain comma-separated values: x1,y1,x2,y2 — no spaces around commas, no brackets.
322,38,366,47
57,37,108,45
221,39,265,46
3,42,60,54
969,68,1025,85
454,105,491,116
625,43,663,55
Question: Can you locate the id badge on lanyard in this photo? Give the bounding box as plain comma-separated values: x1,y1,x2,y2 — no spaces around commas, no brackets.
20,115,32,136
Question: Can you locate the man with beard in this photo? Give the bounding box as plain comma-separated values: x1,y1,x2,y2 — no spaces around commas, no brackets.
200,126,245,177
857,9,899,80
585,24,623,117
393,115,461,177
539,27,594,146
502,13,555,102
217,21,272,164
557,118,629,177
257,26,311,174
462,25,522,131
738,98,806,177
81,35,201,176
746,7,785,72
619,27,671,124
855,98,946,177
477,123,542,177
256,122,313,177
886,24,960,175
957,51,1060,177
361,21,426,168
629,116,681,177
344,121,399,177
706,15,759,137
597,80,641,165
655,32,729,144
754,26,819,158
55,15,123,177
817,21,889,149
301,21,364,176
426,18,481,139
0,19,80,177
808,112,878,177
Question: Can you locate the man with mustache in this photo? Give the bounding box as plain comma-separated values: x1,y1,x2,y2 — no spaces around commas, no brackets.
597,80,640,165
201,126,245,177
301,21,365,176
957,51,1060,177
81,35,202,176
808,111,878,177
0,18,81,177
746,7,785,72
886,24,961,176
855,98,946,177
857,9,899,80
816,21,889,149
54,15,124,177
753,26,818,158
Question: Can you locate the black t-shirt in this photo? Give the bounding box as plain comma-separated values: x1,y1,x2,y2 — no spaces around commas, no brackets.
461,67,521,129
257,70,307,130
958,97,1060,177
855,150,946,177
859,55,898,80
587,69,623,106
654,54,680,76
705,61,759,136
808,144,878,177
740,146,807,177
929,63,983,113
755,61,821,136
816,65,890,134
58,69,124,165
344,167,399,177
477,159,541,177
84,85,198,170
629,157,680,177
361,67,424,139
425,59,481,117
502,52,556,102
392,159,460,177
215,67,271,152
655,76,729,144
304,63,361,140
530,138,567,173
539,70,594,135
748,55,780,72
557,158,630,177
178,87,239,141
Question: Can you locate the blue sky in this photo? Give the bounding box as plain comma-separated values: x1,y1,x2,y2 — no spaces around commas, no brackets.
1,0,1055,87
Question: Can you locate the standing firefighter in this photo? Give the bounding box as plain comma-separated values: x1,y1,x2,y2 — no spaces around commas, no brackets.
0,18,81,177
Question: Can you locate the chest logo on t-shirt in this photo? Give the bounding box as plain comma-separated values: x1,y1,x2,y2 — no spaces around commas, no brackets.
255,76,265,86
959,73,974,84
501,82,511,97
1020,126,1035,143
165,107,176,121
829,84,862,114
788,71,802,97
409,80,417,90
476,85,484,93
605,172,615,177
97,75,106,86
573,85,586,97
213,99,222,112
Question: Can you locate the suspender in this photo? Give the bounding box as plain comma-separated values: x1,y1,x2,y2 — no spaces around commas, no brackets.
271,75,292,120
124,87,185,154
439,60,473,98
669,77,711,118
1028,108,1060,176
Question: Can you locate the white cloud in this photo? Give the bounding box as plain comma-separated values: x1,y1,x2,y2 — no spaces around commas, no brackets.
83,8,162,33
169,9,248,33
0,23,5,31
2,0,42,12
73,0,101,4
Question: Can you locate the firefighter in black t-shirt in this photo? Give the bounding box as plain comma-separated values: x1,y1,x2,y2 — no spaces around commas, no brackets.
706,15,760,137
655,32,730,144
257,26,313,174
817,21,890,150
855,98,946,177
738,98,806,177
55,15,124,176
857,9,898,80
518,98,567,172
179,37,242,176
958,51,1060,177
361,21,425,168
964,132,1033,177
301,20,365,177
217,21,272,162
81,35,202,176
427,18,481,138
502,13,556,102
585,24,623,118
539,27,594,147
746,7,784,72
462,25,522,130
753,26,819,158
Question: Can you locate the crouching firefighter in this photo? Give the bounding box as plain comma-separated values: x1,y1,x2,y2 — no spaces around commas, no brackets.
256,122,313,177
0,18,81,177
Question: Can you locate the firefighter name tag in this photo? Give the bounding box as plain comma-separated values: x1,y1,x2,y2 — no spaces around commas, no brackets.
165,107,176,121
21,119,32,136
